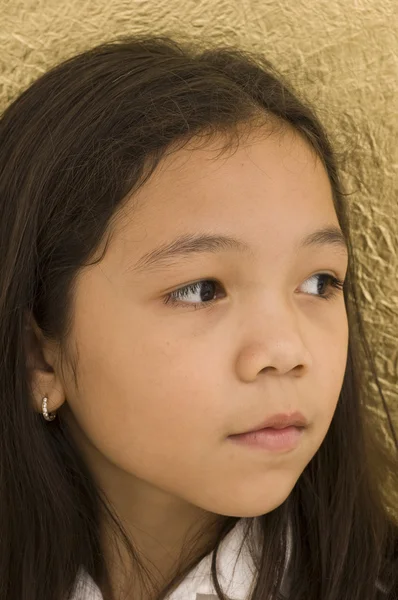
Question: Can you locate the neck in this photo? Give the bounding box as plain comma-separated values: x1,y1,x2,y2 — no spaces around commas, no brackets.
98,507,228,600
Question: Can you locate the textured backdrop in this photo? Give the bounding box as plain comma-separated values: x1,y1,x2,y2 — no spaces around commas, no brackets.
0,1,397,443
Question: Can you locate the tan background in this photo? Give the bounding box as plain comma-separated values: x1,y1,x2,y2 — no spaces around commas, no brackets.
0,0,397,443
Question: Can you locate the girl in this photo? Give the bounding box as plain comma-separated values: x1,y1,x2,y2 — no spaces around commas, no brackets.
0,34,397,600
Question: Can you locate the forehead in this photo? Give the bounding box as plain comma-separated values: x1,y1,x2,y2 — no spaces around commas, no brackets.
112,127,338,256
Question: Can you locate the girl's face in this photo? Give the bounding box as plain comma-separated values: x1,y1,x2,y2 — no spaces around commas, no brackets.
53,126,349,517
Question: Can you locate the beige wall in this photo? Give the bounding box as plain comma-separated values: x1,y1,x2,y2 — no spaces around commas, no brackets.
1,0,397,441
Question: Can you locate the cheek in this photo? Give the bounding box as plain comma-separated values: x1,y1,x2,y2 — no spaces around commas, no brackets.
312,319,348,431
68,320,221,474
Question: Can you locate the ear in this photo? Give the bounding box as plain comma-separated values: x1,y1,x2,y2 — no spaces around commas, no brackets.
24,313,66,416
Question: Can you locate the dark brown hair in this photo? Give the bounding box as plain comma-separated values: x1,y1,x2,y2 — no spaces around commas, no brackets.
0,34,397,600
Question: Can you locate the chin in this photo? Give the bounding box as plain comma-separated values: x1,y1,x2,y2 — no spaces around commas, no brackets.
203,488,293,518
218,500,288,518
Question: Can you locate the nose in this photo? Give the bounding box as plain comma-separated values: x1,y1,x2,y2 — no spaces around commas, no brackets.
234,298,313,382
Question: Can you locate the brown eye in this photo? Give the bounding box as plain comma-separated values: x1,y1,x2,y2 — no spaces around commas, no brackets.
164,280,225,307
300,274,344,300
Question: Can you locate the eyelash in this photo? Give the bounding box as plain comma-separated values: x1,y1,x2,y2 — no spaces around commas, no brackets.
163,274,345,310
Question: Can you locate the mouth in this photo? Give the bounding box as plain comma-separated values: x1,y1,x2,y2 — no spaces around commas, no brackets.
228,424,305,452
233,411,308,436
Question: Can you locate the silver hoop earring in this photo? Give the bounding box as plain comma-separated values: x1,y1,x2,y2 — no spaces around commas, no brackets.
42,396,57,421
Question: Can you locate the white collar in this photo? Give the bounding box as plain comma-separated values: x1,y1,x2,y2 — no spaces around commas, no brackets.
71,517,292,600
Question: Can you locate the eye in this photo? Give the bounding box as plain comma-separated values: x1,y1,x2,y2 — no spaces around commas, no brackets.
163,280,225,309
300,273,345,300
163,273,345,310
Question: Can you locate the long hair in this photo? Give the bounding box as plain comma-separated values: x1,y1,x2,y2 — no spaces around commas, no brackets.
0,35,397,600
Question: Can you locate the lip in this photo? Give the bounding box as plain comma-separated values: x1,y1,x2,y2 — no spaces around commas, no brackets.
229,425,304,452
233,411,308,435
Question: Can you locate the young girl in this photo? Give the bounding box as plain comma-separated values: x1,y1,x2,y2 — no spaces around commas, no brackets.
0,34,397,600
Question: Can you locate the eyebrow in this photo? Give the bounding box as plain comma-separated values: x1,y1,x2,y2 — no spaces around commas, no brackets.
130,226,348,273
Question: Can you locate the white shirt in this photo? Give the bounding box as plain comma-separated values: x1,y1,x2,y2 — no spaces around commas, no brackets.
70,517,292,600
